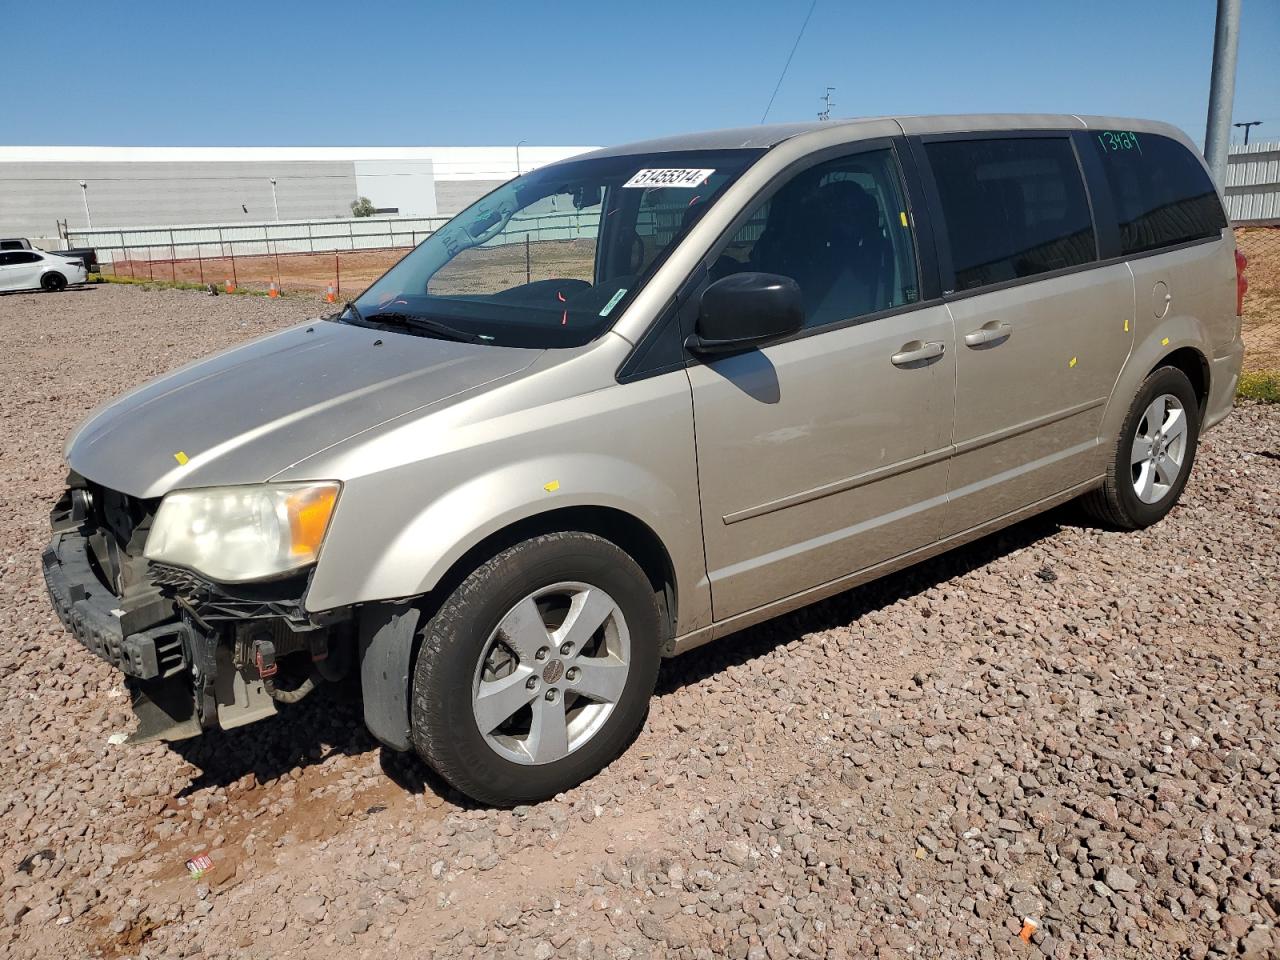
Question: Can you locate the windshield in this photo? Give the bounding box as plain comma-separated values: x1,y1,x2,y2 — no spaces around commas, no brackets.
349,149,763,347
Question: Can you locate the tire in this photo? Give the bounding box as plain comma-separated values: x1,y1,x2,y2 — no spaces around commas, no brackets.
1082,365,1201,529
41,272,67,292
410,531,661,806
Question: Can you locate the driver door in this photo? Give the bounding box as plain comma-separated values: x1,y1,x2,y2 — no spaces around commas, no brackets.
688,144,957,619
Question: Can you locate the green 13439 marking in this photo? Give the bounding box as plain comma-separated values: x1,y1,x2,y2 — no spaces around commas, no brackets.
1097,130,1142,154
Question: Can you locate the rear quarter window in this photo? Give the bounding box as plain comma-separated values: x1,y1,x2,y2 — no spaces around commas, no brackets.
1089,131,1227,255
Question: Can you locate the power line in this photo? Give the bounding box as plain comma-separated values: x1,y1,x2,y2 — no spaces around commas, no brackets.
760,0,819,125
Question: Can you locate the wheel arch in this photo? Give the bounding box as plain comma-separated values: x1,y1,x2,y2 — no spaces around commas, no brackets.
423,504,679,651
1100,320,1214,451
355,504,680,754
1155,345,1210,416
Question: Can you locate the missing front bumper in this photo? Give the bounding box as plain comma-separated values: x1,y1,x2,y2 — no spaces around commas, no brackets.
42,530,190,682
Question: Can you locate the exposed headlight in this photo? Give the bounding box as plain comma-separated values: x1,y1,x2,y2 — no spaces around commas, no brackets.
144,482,340,583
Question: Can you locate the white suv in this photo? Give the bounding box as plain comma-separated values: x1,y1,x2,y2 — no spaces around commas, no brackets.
0,249,87,292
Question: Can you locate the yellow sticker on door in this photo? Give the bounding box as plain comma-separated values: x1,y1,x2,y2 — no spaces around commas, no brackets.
1069,357,1078,369
1161,337,1170,346
173,451,189,465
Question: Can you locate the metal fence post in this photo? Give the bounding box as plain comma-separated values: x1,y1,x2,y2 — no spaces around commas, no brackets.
336,254,340,297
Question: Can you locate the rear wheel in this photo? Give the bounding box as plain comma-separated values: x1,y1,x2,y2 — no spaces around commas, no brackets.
410,531,661,806
1082,366,1201,529
41,272,67,292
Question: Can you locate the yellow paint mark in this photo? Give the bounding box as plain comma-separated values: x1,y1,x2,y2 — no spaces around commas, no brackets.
173,451,189,465
1069,356,1078,369
1161,337,1170,346
899,211,909,227
1124,317,1129,332
542,480,560,493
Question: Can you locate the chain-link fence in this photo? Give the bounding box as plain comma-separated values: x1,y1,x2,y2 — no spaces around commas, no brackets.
1237,223,1280,373
70,215,446,297
1237,224,1280,291
71,216,1280,343
72,210,610,298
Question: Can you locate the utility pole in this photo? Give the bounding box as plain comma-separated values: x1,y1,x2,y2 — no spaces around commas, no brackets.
270,177,280,220
1203,0,1241,189
818,87,835,122
1233,121,1262,145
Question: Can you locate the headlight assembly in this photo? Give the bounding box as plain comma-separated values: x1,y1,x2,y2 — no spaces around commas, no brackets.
144,482,340,583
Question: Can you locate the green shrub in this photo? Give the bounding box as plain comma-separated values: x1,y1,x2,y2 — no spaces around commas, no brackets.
1238,371,1280,403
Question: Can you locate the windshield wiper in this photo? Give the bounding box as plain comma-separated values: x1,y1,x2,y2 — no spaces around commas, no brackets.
363,310,489,344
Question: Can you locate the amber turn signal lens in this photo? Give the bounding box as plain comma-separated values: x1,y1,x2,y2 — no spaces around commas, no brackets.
286,483,339,558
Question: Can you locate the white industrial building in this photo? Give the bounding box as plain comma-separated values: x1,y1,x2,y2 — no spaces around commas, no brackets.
0,144,597,241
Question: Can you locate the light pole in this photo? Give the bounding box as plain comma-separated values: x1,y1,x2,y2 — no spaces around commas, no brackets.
270,177,280,221
1203,0,1241,189
515,138,527,177
1234,121,1263,145
79,180,92,229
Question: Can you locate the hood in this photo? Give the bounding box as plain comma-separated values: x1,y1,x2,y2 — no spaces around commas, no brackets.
67,320,541,498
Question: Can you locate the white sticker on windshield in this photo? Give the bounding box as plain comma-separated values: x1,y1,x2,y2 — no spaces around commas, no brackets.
599,288,628,316
623,168,715,189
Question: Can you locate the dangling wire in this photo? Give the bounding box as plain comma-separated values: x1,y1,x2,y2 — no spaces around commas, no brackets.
760,0,819,124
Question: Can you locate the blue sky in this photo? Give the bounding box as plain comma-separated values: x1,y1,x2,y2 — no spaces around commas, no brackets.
3,0,1277,148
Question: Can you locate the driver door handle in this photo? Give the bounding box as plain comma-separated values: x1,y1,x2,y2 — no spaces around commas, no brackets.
963,320,1013,347
890,340,946,367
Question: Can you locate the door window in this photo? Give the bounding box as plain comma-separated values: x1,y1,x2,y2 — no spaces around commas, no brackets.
715,149,919,329
1088,131,1227,255
925,137,1096,291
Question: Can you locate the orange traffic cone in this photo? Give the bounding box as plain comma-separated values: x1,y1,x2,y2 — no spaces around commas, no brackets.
225,278,236,293
268,281,279,299
324,283,336,304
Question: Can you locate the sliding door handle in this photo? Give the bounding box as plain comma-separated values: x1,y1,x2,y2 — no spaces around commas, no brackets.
963,320,1012,347
890,340,946,367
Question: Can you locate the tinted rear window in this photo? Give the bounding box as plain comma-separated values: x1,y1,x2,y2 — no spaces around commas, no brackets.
926,137,1096,292
1088,131,1226,255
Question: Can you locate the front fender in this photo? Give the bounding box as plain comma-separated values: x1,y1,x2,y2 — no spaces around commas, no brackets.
300,366,710,635
372,454,689,604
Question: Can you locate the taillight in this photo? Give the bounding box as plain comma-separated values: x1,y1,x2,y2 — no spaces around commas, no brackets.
1235,249,1248,316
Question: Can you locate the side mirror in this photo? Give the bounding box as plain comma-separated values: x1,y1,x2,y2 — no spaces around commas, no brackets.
686,272,804,356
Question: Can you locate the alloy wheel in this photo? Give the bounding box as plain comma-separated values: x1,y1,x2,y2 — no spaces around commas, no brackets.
1130,393,1188,504
471,582,631,765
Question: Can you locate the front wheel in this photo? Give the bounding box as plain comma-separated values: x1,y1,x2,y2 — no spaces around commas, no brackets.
41,272,67,292
410,531,661,806
1082,365,1201,529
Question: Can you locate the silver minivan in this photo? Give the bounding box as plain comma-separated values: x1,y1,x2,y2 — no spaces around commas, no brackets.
43,115,1245,805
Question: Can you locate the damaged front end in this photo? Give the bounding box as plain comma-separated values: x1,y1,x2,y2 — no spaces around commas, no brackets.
41,473,352,743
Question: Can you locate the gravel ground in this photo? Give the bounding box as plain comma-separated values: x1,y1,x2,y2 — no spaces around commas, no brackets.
1,283,1278,960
